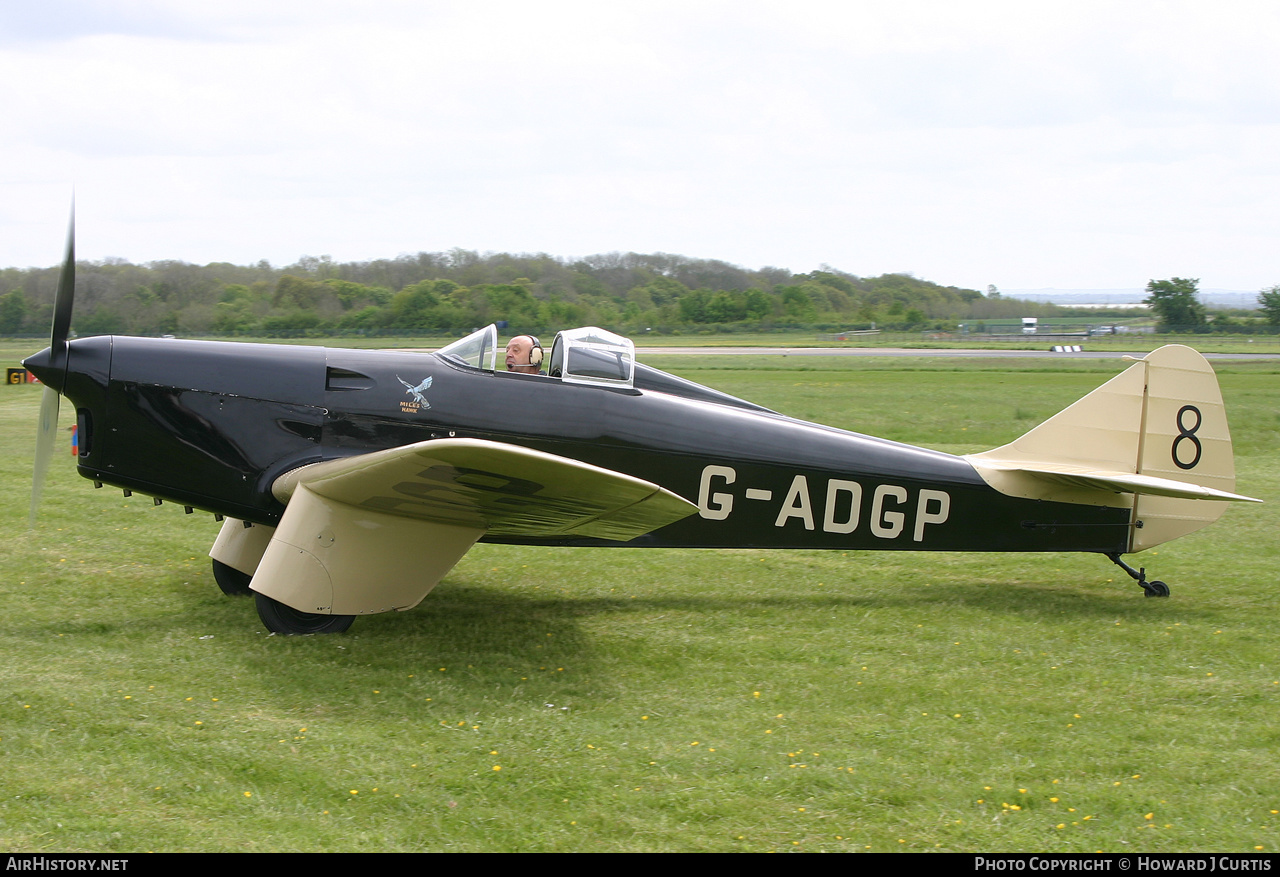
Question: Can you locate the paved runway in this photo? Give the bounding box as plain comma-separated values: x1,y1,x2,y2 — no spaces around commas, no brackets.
637,346,1280,361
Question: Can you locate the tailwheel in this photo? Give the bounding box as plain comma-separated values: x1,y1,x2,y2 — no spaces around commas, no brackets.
212,559,253,596
1106,552,1172,598
254,592,355,635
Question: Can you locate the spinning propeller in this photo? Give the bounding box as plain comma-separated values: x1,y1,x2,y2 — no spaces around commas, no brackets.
28,204,75,527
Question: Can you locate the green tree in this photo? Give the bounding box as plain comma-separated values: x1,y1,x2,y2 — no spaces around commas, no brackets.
0,290,29,334
538,297,585,328
481,283,540,327
260,309,323,337
778,286,818,322
1144,277,1207,332
705,291,744,323
212,300,256,335
1258,285,1280,326
273,274,329,310
742,288,773,322
389,281,441,331
678,289,710,323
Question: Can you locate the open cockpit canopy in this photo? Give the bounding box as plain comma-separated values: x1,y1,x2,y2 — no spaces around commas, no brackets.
435,324,770,412
547,326,635,387
438,325,635,388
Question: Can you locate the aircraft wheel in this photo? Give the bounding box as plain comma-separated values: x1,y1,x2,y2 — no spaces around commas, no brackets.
1143,581,1171,598
212,559,253,596
254,593,355,635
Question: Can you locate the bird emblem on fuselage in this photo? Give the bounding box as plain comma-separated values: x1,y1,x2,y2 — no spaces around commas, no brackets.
397,375,433,408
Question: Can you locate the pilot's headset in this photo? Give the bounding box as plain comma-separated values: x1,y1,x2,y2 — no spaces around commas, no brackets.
527,335,543,370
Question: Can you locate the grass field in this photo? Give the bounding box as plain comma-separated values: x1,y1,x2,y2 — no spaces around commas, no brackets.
2,344,1278,852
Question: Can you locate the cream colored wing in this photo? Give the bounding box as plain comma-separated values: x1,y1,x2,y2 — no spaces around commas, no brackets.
271,438,696,541
244,439,696,617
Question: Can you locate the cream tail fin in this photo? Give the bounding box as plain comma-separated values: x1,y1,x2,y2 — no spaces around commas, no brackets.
965,345,1259,554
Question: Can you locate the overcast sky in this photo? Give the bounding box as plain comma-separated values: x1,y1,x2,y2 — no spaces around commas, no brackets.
3,1,1278,291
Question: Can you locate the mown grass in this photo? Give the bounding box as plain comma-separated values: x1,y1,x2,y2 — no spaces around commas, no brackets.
1,348,1277,852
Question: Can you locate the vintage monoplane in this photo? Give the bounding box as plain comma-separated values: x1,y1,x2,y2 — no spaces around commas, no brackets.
26,221,1260,634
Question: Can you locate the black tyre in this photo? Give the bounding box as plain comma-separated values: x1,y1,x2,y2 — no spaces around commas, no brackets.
1144,581,1171,598
254,592,356,635
212,559,253,596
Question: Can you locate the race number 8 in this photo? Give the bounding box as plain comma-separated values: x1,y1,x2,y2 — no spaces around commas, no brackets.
1171,405,1202,470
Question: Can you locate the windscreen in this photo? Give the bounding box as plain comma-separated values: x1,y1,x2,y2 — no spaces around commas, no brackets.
435,325,497,371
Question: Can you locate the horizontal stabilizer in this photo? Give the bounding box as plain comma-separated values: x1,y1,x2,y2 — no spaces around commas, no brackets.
975,461,1261,503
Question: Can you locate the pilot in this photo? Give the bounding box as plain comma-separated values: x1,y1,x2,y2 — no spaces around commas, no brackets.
505,334,544,374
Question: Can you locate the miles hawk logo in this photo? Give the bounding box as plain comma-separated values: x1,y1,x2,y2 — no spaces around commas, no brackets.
397,375,433,413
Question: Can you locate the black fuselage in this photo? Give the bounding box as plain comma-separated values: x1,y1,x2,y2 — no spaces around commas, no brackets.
28,336,1131,554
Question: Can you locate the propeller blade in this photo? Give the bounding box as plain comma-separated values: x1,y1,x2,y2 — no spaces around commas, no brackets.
30,203,75,527
48,201,75,378
29,385,61,528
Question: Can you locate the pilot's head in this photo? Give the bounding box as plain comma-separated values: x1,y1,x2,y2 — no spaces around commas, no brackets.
505,335,543,373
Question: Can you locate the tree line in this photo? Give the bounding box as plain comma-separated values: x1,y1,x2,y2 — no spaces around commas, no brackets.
2,250,1274,339
0,250,1064,338
1144,278,1280,333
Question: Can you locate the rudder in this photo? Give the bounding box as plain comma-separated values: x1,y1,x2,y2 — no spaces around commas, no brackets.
1130,345,1237,551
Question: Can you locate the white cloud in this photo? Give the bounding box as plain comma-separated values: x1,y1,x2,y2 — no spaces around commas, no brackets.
3,0,1279,289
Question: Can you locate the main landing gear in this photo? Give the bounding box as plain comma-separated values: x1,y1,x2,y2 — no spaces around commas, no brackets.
212,559,356,634
254,593,356,635
212,559,253,596
1106,553,1171,598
